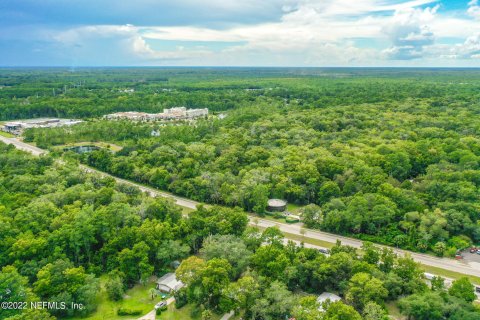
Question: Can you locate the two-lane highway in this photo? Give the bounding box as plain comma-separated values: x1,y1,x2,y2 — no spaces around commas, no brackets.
0,135,46,156
2,136,480,279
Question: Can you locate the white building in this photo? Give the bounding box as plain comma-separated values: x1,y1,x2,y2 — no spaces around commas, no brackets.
105,107,208,121
2,118,83,135
317,292,341,311
186,108,208,118
104,112,149,120
156,273,185,293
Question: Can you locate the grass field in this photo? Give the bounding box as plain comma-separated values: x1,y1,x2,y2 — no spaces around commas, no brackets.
71,277,163,320
282,231,336,249
158,304,223,320
0,131,15,138
386,301,405,320
420,264,480,285
54,141,123,152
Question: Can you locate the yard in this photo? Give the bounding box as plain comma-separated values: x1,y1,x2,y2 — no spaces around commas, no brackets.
158,304,244,320
157,304,222,320
71,277,165,320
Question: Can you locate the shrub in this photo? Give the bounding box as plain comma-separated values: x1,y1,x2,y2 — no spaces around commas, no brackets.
117,308,142,316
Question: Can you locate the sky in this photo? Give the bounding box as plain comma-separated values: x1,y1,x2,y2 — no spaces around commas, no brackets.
0,0,479,67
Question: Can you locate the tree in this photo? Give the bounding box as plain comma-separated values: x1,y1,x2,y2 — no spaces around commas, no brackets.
291,296,324,320
176,256,206,286
105,271,125,301
398,292,445,320
118,241,153,286
301,204,323,228
0,266,38,319
448,277,476,302
149,288,157,300
433,242,446,257
361,242,380,265
430,276,445,292
195,258,233,309
317,181,341,205
261,227,285,247
221,274,261,314
156,240,190,267
345,272,388,311
323,301,362,320
251,281,295,320
33,259,99,317
392,255,427,294
252,245,290,280
363,302,388,320
200,235,252,278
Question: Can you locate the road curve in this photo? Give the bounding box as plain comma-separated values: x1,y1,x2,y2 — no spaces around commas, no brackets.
0,135,46,156
2,136,480,279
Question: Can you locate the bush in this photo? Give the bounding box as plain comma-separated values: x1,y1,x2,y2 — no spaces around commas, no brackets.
174,288,188,309
156,306,167,315
286,217,300,223
117,308,142,316
445,247,458,258
105,275,125,301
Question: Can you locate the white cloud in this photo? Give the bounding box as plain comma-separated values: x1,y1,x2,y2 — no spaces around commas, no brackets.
382,5,438,60
38,0,480,65
468,0,480,20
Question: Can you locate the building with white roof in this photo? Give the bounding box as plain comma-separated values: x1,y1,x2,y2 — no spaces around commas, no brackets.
156,273,185,293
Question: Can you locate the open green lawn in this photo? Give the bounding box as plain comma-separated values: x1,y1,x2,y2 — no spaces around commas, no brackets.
182,207,195,215
282,231,336,249
0,131,15,138
71,277,164,320
386,301,405,320
419,264,480,285
286,203,305,214
52,141,123,152
157,304,223,320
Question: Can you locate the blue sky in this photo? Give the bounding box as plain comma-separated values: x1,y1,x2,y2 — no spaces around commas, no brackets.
0,0,479,66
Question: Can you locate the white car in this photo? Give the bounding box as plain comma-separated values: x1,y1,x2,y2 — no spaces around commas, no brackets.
155,301,167,310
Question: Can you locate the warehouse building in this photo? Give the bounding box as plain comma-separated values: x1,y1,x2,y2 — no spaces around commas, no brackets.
1,118,83,135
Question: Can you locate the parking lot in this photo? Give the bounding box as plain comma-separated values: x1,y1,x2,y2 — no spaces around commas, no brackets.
462,249,480,263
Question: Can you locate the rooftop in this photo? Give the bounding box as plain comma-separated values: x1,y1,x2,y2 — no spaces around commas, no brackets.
267,199,287,207
156,272,184,292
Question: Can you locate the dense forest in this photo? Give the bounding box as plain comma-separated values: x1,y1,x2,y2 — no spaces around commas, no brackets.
2,68,480,319
21,68,480,257
1,142,479,320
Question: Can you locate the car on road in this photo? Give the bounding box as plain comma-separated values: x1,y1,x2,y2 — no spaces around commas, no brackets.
155,301,167,310
477,251,480,255
470,247,478,253
318,248,330,254
476,286,480,293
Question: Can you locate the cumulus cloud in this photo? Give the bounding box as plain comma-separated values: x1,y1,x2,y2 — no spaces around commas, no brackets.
3,0,480,66
468,0,480,20
382,6,438,60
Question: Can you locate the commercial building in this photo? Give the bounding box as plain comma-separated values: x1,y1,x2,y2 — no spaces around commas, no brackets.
105,107,208,121
1,118,83,135
104,112,149,120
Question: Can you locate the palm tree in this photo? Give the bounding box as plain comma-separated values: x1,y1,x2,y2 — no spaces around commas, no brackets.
149,288,157,300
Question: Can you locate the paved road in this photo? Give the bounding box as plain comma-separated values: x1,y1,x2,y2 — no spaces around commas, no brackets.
254,218,480,278
2,136,480,280
80,165,199,210
0,135,46,155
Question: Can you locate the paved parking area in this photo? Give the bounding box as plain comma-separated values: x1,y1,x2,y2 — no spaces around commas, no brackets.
462,250,480,263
